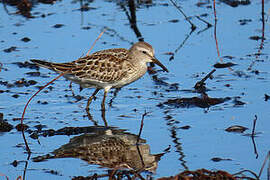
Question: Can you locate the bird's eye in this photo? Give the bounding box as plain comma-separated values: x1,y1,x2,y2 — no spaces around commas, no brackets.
142,51,147,54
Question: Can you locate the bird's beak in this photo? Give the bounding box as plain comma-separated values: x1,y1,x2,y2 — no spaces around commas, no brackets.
152,57,169,72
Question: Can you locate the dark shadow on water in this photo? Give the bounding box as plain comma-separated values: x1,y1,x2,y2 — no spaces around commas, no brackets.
160,94,231,109
119,0,144,42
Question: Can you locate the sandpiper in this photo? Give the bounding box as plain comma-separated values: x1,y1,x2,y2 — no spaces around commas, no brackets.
31,42,168,111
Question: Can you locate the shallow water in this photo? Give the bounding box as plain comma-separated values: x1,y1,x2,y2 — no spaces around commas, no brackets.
1,0,270,179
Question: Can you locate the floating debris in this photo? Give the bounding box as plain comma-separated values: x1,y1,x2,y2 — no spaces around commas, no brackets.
220,0,251,7
179,125,191,130
0,114,13,132
21,37,31,42
225,125,248,133
163,96,231,108
168,19,179,23
264,94,270,101
213,62,236,68
3,46,17,53
211,157,232,162
15,123,29,131
249,36,266,41
53,24,64,28
239,19,252,25
233,97,246,106
157,168,239,180
25,72,40,77
14,78,37,87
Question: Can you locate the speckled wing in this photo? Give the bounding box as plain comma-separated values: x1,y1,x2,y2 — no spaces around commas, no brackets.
90,48,128,59
31,48,135,88
70,53,135,85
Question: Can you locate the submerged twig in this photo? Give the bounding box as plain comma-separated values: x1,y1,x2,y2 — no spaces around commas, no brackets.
258,151,270,179
233,169,259,179
21,72,67,154
169,0,196,31
169,29,194,61
2,0,11,15
194,69,216,91
86,28,106,56
213,0,223,63
196,15,212,28
251,134,259,159
22,158,30,180
136,111,149,144
247,0,265,71
251,115,257,137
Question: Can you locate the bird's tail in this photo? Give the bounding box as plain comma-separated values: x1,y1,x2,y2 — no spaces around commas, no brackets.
31,59,54,70
30,59,73,72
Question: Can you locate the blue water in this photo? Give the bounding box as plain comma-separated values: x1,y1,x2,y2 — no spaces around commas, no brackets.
1,0,270,179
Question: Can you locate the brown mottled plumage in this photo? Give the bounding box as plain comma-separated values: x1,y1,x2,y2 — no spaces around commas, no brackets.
31,42,168,111
33,130,163,173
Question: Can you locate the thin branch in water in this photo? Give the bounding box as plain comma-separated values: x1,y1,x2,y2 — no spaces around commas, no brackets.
251,134,259,159
194,69,216,90
136,111,149,144
88,23,132,44
2,0,11,15
247,0,265,71
21,72,67,154
196,15,212,28
86,28,106,56
22,157,30,180
213,0,223,63
135,145,145,173
233,169,259,179
169,0,196,31
251,115,257,137
135,111,151,173
172,29,194,60
258,151,270,179
213,0,217,21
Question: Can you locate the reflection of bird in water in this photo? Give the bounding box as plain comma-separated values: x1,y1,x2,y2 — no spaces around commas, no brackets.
33,129,163,173
31,42,168,111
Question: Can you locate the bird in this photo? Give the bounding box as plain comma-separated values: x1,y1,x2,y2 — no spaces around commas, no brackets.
31,41,169,111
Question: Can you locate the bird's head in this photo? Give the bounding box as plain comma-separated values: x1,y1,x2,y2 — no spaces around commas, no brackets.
129,42,169,72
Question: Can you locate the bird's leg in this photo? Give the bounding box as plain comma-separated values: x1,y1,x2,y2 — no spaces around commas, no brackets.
86,109,98,126
101,108,108,127
101,87,110,112
86,89,100,111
